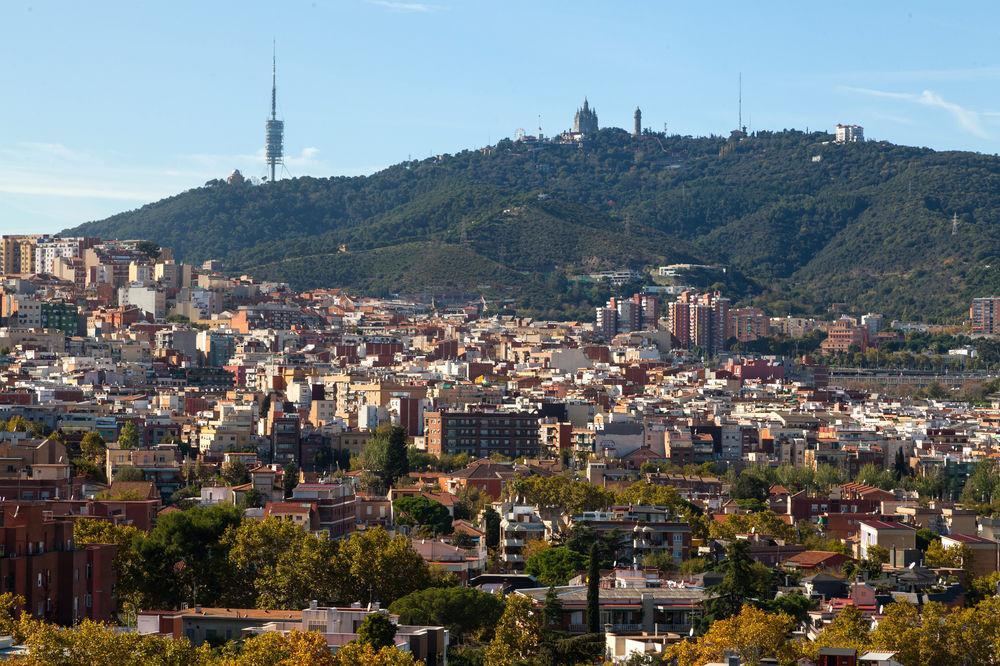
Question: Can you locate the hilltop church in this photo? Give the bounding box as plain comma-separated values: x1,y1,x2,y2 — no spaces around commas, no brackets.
572,98,599,134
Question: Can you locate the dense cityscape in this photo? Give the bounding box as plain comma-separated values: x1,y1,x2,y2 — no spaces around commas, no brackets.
0,230,993,664
7,3,1000,665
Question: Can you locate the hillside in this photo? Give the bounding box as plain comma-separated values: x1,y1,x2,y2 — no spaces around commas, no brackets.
66,129,1000,321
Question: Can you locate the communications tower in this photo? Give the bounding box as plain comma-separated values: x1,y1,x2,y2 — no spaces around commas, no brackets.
265,44,284,183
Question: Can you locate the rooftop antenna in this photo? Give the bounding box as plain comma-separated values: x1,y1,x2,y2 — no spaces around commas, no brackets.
265,40,285,183
738,72,743,132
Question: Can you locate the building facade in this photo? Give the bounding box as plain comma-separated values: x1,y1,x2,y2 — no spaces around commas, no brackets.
424,410,540,458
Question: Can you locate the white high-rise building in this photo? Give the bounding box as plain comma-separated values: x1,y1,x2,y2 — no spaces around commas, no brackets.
835,123,864,143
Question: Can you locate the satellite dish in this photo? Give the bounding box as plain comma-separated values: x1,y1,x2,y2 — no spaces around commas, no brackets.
909,562,916,569
878,605,883,614
689,628,694,637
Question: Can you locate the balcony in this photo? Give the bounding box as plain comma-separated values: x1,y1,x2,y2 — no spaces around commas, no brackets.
503,538,524,547
567,623,643,634
654,622,691,634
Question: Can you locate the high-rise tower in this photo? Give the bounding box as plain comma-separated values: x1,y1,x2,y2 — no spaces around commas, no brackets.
633,107,642,138
265,45,284,183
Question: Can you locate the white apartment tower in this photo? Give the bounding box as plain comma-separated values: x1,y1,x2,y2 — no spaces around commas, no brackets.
835,124,864,143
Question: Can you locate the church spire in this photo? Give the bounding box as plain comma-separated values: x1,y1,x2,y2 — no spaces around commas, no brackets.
573,97,599,135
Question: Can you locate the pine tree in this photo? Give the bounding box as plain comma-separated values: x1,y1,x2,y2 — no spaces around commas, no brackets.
894,447,908,480
385,425,409,488
587,543,600,633
542,585,563,630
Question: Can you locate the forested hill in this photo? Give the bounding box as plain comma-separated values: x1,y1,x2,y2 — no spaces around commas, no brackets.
66,129,1000,321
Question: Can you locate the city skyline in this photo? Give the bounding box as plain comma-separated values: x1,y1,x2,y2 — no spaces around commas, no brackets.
5,1,1000,232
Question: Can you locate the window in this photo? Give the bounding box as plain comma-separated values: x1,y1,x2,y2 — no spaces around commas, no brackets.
36,573,42,588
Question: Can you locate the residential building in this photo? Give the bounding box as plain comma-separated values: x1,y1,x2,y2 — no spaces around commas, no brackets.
835,124,864,143
424,410,540,458
971,297,1000,335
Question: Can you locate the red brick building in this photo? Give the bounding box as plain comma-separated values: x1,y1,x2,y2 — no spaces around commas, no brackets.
0,503,117,625
820,319,869,355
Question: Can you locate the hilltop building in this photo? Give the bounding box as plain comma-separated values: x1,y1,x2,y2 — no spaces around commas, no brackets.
835,124,864,143
573,99,599,134
633,107,642,138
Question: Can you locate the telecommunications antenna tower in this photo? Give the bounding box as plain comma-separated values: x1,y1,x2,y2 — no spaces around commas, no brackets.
265,41,285,182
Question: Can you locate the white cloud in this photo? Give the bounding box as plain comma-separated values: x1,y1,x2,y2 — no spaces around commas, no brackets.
365,0,443,13
840,86,992,138
844,65,1000,83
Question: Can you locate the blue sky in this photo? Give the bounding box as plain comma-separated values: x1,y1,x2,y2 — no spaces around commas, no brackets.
3,0,1000,232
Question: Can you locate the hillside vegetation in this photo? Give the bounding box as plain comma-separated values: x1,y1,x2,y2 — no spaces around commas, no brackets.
67,129,1000,321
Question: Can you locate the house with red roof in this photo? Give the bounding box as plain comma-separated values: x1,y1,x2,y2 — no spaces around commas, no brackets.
783,549,852,573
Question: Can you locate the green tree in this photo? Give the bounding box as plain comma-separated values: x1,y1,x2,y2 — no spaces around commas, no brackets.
730,472,770,501
541,586,563,631
240,487,264,509
114,466,145,482
4,416,30,432
385,425,410,489
915,527,937,552
509,475,615,515
80,431,107,462
667,605,797,666
962,458,1000,505
924,539,972,577
220,460,250,486
135,240,162,259
136,504,242,609
586,543,600,634
389,587,505,643
893,447,910,480
393,495,453,535
484,594,540,666
361,425,410,491
700,540,761,628
282,461,299,498
525,546,587,587
337,527,432,605
557,524,621,569
762,592,814,624
222,516,339,609
805,604,871,658
358,612,398,650
854,463,895,490
313,446,333,473
118,421,140,449
482,507,501,549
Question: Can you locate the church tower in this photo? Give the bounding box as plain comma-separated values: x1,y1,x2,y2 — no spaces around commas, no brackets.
633,107,642,138
573,98,599,134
